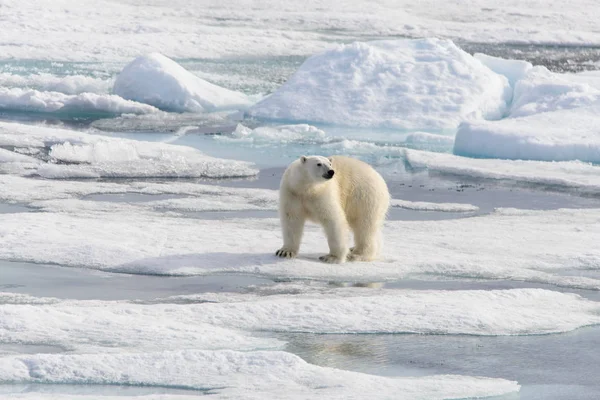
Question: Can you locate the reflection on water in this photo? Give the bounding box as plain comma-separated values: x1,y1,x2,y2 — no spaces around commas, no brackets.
280,325,600,399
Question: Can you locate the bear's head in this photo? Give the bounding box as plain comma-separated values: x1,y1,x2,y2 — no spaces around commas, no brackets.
299,155,334,183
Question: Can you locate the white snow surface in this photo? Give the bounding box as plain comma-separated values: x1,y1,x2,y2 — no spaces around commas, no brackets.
0,299,281,353
0,350,519,400
407,148,600,191
455,105,600,163
0,73,112,95
0,87,157,115
2,0,600,61
113,53,252,113
390,199,479,213
0,122,257,179
248,39,510,129
1,206,600,290
508,66,600,118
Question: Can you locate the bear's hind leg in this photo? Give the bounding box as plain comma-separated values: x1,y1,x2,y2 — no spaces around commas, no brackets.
348,222,380,262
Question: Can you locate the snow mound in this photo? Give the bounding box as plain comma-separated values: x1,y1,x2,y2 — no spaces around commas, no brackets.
113,53,253,113
0,121,257,179
509,66,600,118
0,350,519,400
248,39,511,129
0,87,157,115
474,53,533,86
455,105,600,162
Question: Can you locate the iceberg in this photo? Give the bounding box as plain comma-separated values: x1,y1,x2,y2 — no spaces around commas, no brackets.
248,39,511,129
113,53,253,113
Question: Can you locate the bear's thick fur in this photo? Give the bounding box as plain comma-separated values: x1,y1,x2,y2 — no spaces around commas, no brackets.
276,155,390,263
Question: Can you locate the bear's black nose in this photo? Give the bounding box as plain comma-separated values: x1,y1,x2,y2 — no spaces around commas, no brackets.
327,170,335,177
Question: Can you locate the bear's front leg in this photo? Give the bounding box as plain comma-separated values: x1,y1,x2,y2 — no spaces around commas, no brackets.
318,212,349,264
276,193,305,259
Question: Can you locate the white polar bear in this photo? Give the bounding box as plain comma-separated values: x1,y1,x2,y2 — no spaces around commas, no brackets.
276,155,390,263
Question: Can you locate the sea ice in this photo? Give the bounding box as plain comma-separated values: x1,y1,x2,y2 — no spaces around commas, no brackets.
0,121,257,179
0,73,112,95
406,148,600,191
2,0,600,62
455,105,600,163
0,87,157,115
0,350,519,400
113,53,253,113
248,39,510,129
1,205,599,290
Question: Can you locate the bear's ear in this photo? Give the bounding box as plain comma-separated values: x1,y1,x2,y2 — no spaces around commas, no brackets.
300,156,307,164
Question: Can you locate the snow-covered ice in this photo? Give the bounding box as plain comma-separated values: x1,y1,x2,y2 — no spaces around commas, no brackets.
1,204,600,290
113,53,253,113
0,121,257,179
390,199,479,213
407,149,600,191
0,87,157,115
455,105,600,163
0,73,112,95
0,350,519,400
248,39,510,129
454,58,600,162
2,0,600,62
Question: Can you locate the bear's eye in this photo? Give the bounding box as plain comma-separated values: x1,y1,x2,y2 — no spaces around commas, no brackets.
317,163,322,167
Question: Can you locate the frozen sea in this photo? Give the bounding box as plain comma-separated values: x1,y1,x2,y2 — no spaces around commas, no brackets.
2,1,600,400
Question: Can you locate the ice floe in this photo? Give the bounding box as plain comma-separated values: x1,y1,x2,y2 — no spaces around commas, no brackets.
0,72,112,95
0,87,157,115
407,149,600,191
0,299,280,353
248,39,510,129
113,53,252,113
1,206,599,290
0,121,257,179
0,350,519,400
455,105,600,163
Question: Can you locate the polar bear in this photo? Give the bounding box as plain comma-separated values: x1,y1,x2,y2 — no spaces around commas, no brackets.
275,155,390,263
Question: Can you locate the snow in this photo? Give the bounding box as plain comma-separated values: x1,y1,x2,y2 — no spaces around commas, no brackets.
113,53,252,113
2,0,600,62
508,66,600,118
0,73,112,95
248,39,510,129
455,105,600,163
0,121,257,179
390,199,479,213
0,300,280,353
406,149,600,191
0,350,519,400
474,53,533,87
0,87,157,115
1,205,600,290
227,123,327,144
